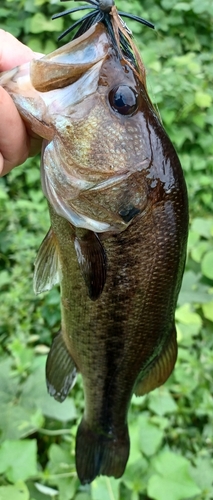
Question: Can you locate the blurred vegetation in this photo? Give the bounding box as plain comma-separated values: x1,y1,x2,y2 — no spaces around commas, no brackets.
0,0,213,499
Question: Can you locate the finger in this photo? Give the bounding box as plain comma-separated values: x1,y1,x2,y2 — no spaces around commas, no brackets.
0,29,34,70
0,86,30,176
0,30,44,175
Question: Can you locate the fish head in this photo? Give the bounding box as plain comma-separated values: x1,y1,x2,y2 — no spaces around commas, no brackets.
0,23,161,233
38,24,154,233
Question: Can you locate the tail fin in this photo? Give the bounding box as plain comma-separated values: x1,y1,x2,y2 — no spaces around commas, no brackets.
75,418,130,484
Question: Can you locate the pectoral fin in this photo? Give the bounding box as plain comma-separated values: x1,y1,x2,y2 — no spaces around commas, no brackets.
74,231,107,301
33,227,60,294
134,329,177,396
46,330,77,402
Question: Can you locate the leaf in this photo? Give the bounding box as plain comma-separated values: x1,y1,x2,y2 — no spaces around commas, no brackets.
138,415,164,457
0,359,41,441
147,452,201,500
20,356,76,422
0,440,37,482
0,358,19,400
201,251,213,280
186,230,200,251
27,481,58,500
46,444,77,500
191,0,213,15
127,415,144,465
0,270,10,287
175,303,202,326
191,218,213,238
57,477,78,500
30,12,63,34
0,355,75,441
190,457,213,494
202,301,213,322
173,360,199,393
178,270,210,305
48,444,73,471
0,481,29,500
176,323,201,345
173,2,191,10
191,241,210,263
0,404,42,441
92,477,120,500
75,494,91,500
123,459,148,494
148,388,177,417
195,91,212,108
40,395,77,422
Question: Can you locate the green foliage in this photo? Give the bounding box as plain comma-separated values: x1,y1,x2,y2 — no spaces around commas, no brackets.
147,452,201,500
0,0,213,499
0,481,29,500
0,440,38,482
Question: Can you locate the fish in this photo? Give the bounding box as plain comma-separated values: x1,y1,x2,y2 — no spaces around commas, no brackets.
0,0,188,484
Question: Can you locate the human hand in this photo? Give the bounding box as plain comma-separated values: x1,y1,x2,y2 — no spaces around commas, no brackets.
0,29,42,176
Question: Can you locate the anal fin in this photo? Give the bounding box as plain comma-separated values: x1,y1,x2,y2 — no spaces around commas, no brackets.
46,331,77,402
134,329,177,396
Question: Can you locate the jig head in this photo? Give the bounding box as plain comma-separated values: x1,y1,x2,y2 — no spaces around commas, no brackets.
52,0,154,80
53,0,154,42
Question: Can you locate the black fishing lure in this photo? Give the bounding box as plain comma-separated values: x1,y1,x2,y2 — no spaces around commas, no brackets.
53,0,154,65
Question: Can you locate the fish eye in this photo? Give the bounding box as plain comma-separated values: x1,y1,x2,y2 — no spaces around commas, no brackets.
108,85,138,116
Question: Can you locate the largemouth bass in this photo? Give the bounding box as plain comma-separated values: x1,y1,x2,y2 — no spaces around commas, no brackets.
0,4,188,484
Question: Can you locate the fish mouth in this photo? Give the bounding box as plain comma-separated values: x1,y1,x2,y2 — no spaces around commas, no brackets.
30,23,112,93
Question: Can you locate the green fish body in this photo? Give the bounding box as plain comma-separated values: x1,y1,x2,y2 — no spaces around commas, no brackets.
0,23,188,483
